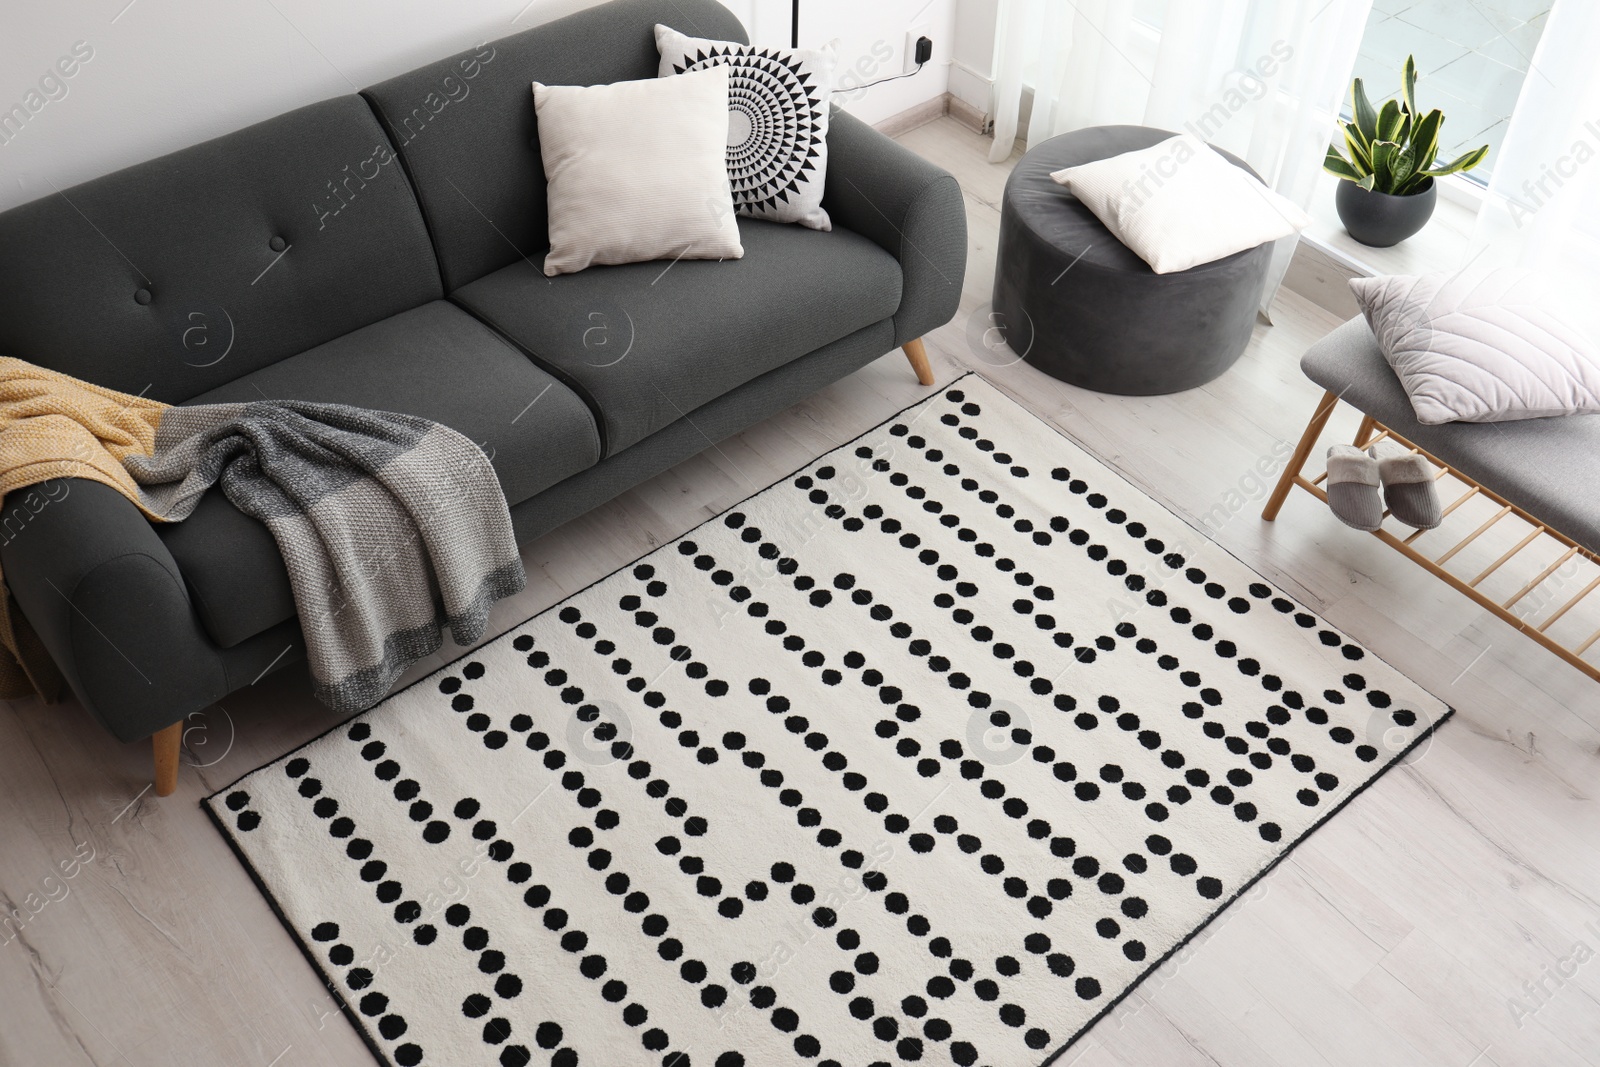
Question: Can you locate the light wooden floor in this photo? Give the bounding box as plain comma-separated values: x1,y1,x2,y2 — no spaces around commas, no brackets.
4,117,1599,1067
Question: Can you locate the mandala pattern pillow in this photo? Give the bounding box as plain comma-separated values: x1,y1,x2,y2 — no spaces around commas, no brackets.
656,24,835,232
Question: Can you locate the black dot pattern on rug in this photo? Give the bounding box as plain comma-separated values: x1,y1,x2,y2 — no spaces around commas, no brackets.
543,592,991,1058
213,379,1447,1067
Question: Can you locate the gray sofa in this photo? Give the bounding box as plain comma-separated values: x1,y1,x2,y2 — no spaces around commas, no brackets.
0,0,966,787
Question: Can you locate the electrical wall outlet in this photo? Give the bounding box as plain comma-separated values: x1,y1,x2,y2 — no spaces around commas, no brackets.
905,24,933,74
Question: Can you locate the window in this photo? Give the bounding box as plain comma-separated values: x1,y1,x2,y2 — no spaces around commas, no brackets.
1131,0,1166,29
1350,1,1552,184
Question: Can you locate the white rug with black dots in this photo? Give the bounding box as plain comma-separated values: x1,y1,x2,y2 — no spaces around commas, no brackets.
208,374,1451,1067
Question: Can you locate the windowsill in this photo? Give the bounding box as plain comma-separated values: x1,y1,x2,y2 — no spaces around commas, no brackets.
1300,170,1481,278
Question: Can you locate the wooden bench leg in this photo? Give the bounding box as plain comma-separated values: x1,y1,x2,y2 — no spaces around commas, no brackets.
902,338,935,386
153,721,182,797
1263,390,1341,522
1352,413,1378,447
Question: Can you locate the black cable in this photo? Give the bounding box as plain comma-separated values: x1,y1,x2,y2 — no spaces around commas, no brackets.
847,61,925,91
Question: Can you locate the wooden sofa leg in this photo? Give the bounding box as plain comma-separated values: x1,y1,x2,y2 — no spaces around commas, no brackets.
153,722,182,797
1263,390,1340,522
902,338,935,386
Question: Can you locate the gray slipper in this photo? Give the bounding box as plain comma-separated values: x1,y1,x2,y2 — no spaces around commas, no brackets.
1380,451,1442,530
1326,445,1382,531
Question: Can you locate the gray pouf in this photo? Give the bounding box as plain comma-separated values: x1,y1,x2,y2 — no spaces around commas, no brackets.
992,125,1274,395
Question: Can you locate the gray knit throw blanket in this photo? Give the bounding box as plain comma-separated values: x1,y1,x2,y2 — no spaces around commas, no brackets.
122,401,525,713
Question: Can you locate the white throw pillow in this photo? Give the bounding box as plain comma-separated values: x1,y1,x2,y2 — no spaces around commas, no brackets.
1351,268,1600,424
1049,133,1310,274
532,65,743,277
655,24,836,231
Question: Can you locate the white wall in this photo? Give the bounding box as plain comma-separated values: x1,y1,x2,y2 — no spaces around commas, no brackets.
794,0,956,126
948,0,997,117
0,0,953,213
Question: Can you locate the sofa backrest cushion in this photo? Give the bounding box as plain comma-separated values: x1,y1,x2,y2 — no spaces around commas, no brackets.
0,96,440,401
362,0,746,292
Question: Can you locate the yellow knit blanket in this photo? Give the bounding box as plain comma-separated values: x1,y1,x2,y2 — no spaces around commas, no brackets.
0,357,171,699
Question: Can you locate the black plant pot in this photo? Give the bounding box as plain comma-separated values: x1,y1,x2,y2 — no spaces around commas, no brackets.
1335,177,1437,247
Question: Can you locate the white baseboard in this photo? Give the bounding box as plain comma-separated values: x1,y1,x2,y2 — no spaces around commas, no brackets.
947,94,988,134
871,93,952,138
869,92,991,138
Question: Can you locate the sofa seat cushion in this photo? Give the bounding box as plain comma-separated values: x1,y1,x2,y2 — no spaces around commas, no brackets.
157,300,600,648
1303,316,1600,555
452,217,902,455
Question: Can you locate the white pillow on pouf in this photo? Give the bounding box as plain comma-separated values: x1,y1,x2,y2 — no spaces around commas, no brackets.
532,65,743,276
1352,267,1600,424
1050,133,1309,274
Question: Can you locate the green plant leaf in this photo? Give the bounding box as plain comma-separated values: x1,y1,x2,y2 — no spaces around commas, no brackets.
1428,143,1490,176
1376,99,1404,142
1339,121,1373,171
1323,146,1363,181
1369,140,1399,192
1352,78,1378,143
1336,60,1460,193
1391,145,1420,195
1404,171,1438,195
1393,161,1433,195
1410,109,1443,171
1339,116,1371,153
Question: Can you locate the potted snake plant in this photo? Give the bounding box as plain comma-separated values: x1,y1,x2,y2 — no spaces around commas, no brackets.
1324,56,1489,247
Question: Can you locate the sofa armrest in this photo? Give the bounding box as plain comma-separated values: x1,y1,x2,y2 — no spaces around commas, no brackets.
822,110,968,347
1,479,230,741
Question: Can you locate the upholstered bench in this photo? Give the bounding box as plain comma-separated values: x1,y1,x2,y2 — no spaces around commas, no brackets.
1264,315,1600,682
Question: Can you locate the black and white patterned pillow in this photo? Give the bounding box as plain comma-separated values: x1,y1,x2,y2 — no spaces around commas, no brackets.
655,24,835,232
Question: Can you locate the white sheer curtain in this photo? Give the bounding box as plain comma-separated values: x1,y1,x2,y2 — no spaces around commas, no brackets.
988,0,1373,314
1470,0,1600,291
